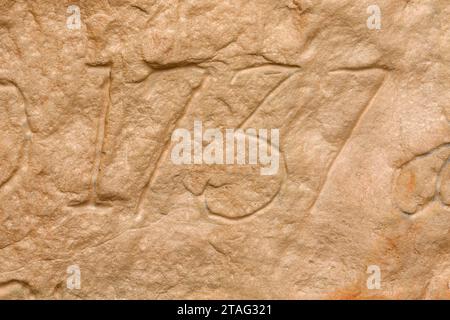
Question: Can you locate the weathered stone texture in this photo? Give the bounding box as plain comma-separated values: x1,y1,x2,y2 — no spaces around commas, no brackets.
0,0,449,299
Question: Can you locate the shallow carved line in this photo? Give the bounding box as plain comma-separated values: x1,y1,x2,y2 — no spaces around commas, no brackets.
307,71,389,213
68,66,113,208
205,175,286,223
393,142,450,215
0,80,31,191
135,74,210,215
237,69,301,130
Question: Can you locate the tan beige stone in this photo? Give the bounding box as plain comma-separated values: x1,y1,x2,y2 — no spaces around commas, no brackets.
0,0,449,299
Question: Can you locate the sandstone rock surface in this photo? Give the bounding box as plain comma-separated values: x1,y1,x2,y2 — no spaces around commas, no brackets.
0,0,449,299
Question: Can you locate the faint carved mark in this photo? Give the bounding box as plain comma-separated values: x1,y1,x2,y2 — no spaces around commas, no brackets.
0,279,37,299
177,67,298,222
135,75,210,216
307,71,388,213
237,67,301,129
393,143,450,215
68,66,112,209
0,79,31,191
